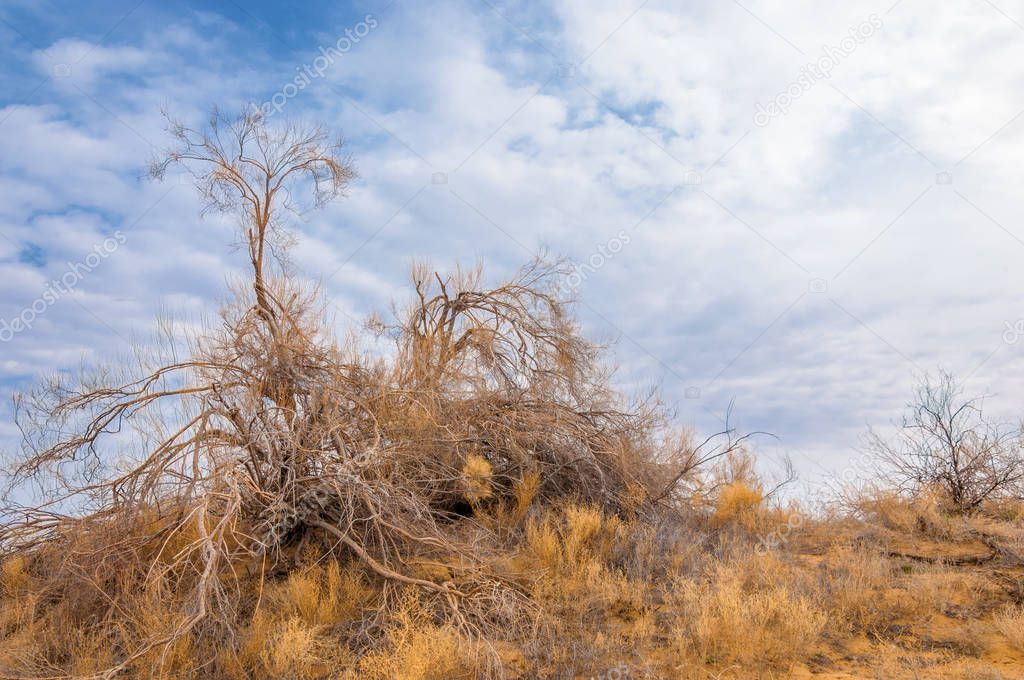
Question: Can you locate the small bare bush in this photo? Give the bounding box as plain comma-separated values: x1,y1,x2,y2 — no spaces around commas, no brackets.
867,372,1024,513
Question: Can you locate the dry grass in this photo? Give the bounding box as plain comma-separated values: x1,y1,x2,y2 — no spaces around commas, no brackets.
991,605,1024,653
349,605,483,680
2,486,1024,678
671,554,827,667
710,481,764,531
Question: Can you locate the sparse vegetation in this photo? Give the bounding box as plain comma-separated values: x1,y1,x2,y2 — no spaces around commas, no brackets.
1,109,1023,679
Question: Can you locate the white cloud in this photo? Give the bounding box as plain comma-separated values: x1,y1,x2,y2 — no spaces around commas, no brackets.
32,38,149,86
3,0,1024,487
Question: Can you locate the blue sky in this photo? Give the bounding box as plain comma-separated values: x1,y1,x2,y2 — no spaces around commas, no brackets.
3,0,1024,489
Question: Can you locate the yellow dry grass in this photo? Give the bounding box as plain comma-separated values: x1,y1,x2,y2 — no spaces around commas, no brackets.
711,481,764,530
2,492,1024,679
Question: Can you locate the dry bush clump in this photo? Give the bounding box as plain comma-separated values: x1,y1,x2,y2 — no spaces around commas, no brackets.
846,485,974,549
814,545,898,634
710,481,764,531
347,600,489,680
0,108,695,678
2,107,1024,680
669,551,827,668
990,604,1024,653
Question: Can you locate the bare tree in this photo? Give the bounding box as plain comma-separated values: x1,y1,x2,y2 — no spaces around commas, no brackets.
868,371,1024,513
149,106,354,326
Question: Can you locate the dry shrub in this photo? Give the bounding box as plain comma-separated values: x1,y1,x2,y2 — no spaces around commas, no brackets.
867,371,1024,513
991,604,1024,653
815,546,954,639
711,481,764,530
0,557,34,650
670,552,826,667
0,556,29,595
512,472,540,522
260,616,349,680
462,453,494,504
946,662,1009,680
850,486,963,540
909,566,991,613
350,604,483,680
979,497,1024,523
0,108,682,677
5,106,1019,680
817,547,901,634
263,618,322,677
266,560,373,627
514,504,658,675
221,608,351,680
217,562,369,678
523,504,626,595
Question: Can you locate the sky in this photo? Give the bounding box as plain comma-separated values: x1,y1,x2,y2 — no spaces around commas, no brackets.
2,0,1024,491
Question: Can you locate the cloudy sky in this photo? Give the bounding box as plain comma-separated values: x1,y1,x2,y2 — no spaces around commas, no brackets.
2,0,1024,489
